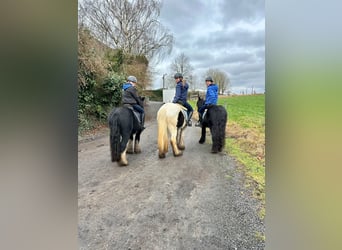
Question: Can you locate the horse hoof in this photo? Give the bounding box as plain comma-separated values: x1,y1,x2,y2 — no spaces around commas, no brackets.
118,161,128,166
127,149,134,154
199,140,205,144
211,150,218,154
134,143,141,153
174,152,183,157
177,145,185,150
159,153,166,159
134,146,142,154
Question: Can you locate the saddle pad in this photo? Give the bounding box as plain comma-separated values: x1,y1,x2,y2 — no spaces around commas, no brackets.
180,109,188,121
132,110,141,123
124,106,141,123
202,109,208,120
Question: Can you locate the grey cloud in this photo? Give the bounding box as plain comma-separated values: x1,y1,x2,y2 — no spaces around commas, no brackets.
255,47,265,60
215,51,255,65
152,0,265,92
227,61,265,75
192,28,264,50
218,0,265,24
160,0,206,31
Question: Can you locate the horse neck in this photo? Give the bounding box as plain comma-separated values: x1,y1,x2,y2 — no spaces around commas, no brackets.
197,100,205,109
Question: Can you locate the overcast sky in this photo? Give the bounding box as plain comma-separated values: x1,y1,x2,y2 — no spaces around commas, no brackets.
150,0,265,94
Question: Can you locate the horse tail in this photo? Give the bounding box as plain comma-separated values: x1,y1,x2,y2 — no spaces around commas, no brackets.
210,106,228,151
108,110,121,162
157,107,168,157
218,107,228,148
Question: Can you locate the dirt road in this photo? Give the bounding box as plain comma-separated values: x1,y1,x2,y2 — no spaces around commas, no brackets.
78,102,265,249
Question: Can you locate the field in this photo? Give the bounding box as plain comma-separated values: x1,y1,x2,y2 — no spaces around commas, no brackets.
190,94,265,213
221,95,265,201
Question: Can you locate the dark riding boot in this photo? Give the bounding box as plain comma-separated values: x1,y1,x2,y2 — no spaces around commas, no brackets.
187,111,193,126
195,114,202,127
140,113,145,131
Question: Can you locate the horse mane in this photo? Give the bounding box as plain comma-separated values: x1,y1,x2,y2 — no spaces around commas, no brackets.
197,96,205,109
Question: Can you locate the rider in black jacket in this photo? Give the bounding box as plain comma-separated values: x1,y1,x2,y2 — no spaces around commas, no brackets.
122,76,145,130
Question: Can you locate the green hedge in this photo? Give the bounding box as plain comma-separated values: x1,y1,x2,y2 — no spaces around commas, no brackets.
78,73,125,133
143,89,163,102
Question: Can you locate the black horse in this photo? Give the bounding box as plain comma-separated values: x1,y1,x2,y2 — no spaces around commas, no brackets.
108,103,144,166
197,96,228,153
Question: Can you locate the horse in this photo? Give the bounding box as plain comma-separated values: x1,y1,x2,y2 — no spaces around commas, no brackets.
157,103,188,158
108,102,145,166
197,96,228,153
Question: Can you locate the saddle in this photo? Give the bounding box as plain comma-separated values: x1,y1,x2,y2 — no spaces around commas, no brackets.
175,103,188,121
181,109,188,121
123,104,142,123
202,104,214,120
202,109,208,120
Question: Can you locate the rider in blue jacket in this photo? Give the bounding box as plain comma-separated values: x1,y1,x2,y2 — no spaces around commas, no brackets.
195,76,218,126
172,73,194,126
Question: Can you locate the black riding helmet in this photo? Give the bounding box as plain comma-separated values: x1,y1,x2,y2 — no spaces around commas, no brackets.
174,73,183,79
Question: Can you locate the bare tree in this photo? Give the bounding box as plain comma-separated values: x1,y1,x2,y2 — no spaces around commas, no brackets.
205,68,231,95
170,53,193,79
80,0,173,61
78,27,110,86
164,74,175,89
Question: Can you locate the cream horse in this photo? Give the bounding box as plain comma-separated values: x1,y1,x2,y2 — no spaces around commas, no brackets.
157,103,187,158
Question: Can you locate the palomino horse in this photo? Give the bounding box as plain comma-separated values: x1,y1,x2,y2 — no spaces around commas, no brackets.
108,106,144,166
157,103,187,158
197,96,228,153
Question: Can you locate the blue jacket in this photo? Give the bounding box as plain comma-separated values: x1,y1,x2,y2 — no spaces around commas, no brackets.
205,83,218,105
123,83,132,91
173,81,189,103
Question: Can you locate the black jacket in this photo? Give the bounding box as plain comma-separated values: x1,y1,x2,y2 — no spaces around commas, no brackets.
122,83,144,107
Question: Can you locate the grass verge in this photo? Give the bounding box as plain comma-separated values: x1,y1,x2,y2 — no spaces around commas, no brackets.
222,95,265,218
191,94,265,218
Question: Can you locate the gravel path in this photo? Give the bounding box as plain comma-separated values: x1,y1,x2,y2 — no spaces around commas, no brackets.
78,102,265,249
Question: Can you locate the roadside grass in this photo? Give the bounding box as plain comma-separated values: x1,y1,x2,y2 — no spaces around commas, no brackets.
190,94,265,217
220,95,265,206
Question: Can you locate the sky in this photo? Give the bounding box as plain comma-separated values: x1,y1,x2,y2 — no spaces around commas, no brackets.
150,0,265,94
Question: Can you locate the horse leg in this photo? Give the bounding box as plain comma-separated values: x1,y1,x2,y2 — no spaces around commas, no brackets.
127,136,134,154
118,135,130,166
210,127,220,153
218,138,225,152
177,128,185,150
218,128,225,152
219,126,226,152
169,126,182,157
134,131,141,153
199,125,206,144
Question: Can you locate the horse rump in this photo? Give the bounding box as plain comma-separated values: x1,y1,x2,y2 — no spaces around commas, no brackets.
208,105,227,153
157,103,186,158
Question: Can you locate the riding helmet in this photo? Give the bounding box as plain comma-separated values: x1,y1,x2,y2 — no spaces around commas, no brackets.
205,76,213,82
127,75,137,83
174,73,183,79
